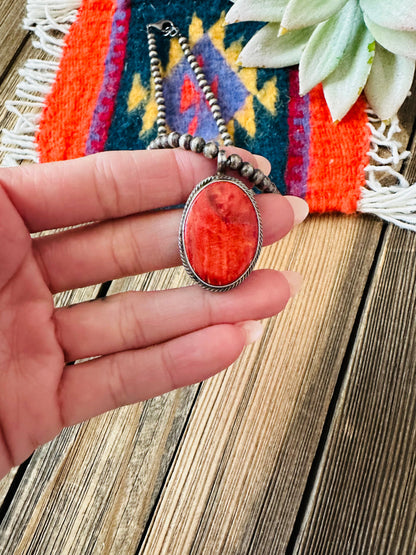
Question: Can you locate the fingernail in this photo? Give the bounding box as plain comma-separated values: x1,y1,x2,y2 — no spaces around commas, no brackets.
235,320,264,345
254,155,271,176
281,271,303,297
285,196,309,226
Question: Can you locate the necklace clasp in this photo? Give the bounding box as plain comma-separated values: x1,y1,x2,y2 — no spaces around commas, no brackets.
147,20,179,37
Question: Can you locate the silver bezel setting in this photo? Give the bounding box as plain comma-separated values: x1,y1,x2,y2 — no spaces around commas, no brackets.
179,175,263,292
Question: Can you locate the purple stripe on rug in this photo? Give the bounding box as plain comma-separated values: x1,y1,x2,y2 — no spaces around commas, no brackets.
86,0,131,155
285,69,310,198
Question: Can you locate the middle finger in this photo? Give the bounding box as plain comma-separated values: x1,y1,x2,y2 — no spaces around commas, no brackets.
33,194,299,293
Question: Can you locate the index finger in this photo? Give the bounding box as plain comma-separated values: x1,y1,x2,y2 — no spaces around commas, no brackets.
0,148,270,232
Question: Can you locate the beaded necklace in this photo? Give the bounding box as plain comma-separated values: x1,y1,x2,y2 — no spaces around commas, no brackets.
147,20,279,292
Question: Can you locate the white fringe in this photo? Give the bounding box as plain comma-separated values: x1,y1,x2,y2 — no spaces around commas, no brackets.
3,6,416,232
0,0,82,166
359,111,416,231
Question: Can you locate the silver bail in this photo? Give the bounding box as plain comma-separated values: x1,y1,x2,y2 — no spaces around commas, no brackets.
217,150,228,175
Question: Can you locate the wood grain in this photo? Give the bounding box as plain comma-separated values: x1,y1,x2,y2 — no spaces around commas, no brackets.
0,215,382,553
136,215,383,554
0,390,200,554
0,0,28,81
1,1,415,551
0,469,18,513
294,140,416,553
0,268,199,553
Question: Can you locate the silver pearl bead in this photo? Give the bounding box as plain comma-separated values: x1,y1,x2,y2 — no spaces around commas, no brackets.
240,162,255,179
261,176,278,193
217,150,228,174
168,132,181,148
153,136,163,148
190,136,206,153
179,134,193,150
228,154,243,171
251,169,265,186
203,141,219,159
160,135,170,148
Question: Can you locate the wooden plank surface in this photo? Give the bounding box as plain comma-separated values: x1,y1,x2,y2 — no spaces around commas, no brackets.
1,1,416,552
0,0,28,80
294,139,416,554
0,216,382,553
138,216,383,554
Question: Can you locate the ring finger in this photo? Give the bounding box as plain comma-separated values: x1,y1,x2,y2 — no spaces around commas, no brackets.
54,269,297,362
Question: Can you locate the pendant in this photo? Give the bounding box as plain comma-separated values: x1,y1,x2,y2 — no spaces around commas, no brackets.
179,175,263,292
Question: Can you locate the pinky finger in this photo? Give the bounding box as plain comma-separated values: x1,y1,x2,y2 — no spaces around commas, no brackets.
58,322,262,426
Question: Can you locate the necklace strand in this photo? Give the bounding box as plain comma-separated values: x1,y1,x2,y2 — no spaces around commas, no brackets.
146,20,278,194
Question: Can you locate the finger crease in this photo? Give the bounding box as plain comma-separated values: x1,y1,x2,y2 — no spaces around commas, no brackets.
124,295,147,348
108,355,130,408
159,343,179,391
92,155,122,219
32,242,53,291
172,151,192,203
51,312,71,429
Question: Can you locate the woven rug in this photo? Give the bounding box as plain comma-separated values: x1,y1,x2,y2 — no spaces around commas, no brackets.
2,0,416,229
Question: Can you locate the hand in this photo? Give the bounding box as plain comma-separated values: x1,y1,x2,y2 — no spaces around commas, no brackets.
0,148,307,479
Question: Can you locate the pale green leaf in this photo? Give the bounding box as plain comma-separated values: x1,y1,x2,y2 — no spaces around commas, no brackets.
299,0,360,95
365,44,415,119
364,15,416,59
225,0,288,24
281,0,348,31
323,20,374,121
239,24,313,68
360,0,416,32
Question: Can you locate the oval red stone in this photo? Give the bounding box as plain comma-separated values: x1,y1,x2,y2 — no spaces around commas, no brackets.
182,179,260,287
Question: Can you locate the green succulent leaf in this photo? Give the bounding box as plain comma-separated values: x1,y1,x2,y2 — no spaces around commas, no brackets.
364,15,416,60
227,0,416,120
365,44,415,120
225,0,288,24
281,0,348,31
239,24,314,68
323,19,374,121
299,0,360,95
360,0,416,32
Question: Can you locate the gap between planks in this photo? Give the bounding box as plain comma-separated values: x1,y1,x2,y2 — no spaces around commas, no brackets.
0,0,28,83
293,113,416,554
0,215,383,553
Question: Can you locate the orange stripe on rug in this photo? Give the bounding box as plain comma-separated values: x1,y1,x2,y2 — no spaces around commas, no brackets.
306,86,370,214
37,0,116,162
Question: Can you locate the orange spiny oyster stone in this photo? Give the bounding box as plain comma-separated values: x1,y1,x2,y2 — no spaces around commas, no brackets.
183,180,260,287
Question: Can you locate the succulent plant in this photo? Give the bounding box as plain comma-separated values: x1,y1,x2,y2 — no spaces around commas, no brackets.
226,0,416,121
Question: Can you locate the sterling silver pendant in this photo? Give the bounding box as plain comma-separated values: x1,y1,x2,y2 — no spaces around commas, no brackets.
179,175,263,292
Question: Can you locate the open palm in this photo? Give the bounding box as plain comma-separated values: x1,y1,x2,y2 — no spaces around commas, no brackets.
0,148,305,480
